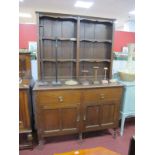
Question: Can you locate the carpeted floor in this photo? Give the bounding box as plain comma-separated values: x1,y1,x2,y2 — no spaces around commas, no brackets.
20,121,134,155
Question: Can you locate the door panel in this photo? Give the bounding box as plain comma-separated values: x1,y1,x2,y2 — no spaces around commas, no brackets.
83,103,101,131
40,104,80,135
61,106,79,131
100,100,119,128
101,104,115,125
42,108,61,133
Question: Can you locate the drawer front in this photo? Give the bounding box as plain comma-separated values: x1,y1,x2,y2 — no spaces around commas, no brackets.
82,87,123,103
36,90,81,105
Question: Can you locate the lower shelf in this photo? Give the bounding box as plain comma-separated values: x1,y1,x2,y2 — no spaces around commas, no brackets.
19,131,33,150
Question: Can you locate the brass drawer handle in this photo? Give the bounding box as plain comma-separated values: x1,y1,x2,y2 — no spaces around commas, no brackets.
58,96,64,102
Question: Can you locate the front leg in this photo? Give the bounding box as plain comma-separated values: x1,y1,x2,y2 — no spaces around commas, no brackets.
78,133,83,144
113,128,116,139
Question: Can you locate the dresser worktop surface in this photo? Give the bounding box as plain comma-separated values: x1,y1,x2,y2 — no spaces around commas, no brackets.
33,81,124,91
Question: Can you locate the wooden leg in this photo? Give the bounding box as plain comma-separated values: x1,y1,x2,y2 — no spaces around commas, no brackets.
36,134,45,150
39,139,45,145
79,133,82,140
36,139,44,150
78,133,83,144
113,128,116,139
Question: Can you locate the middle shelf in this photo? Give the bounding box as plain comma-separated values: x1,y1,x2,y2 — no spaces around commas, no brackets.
42,58,111,62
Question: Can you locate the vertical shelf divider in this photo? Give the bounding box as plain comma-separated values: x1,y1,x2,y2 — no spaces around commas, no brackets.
109,21,115,79
36,12,41,80
76,16,80,80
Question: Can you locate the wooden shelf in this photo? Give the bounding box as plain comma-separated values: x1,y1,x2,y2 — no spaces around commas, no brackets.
42,37,77,41
43,59,76,62
39,15,77,21
19,129,32,134
80,18,113,24
80,59,111,62
80,39,112,43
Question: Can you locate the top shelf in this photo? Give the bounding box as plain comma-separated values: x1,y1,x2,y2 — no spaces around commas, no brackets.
39,16,113,24
41,37,112,43
39,15,77,21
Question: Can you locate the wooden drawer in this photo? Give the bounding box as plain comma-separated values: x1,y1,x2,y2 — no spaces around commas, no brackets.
36,90,81,105
82,88,123,103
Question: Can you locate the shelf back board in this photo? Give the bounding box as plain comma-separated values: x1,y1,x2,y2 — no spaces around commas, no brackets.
37,12,114,81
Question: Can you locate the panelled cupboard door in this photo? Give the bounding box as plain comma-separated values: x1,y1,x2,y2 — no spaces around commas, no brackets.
82,100,120,131
83,102,101,131
100,99,120,128
19,90,30,130
40,103,80,136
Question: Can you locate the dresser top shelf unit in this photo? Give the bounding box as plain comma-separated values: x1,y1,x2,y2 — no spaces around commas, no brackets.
37,11,115,81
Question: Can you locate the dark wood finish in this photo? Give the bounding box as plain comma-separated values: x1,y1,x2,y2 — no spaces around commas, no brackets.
33,83,123,143
35,90,81,142
19,79,33,149
82,88,122,132
19,52,31,79
37,12,115,81
35,11,120,144
76,17,80,79
19,90,30,130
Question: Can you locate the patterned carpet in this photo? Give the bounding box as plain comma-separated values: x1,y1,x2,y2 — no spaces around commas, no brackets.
20,121,134,155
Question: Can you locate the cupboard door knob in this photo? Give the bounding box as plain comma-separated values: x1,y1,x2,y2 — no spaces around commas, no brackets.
58,96,64,102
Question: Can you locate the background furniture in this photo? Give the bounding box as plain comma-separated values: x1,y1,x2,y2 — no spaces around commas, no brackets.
119,81,135,136
19,52,34,149
19,79,33,149
54,147,121,155
19,52,32,79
